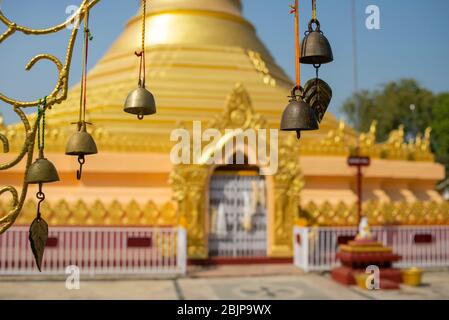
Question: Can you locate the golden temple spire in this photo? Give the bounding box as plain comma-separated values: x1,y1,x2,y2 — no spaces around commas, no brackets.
7,0,347,152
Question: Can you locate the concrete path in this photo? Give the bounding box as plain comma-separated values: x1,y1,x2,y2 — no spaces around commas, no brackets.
1,265,448,300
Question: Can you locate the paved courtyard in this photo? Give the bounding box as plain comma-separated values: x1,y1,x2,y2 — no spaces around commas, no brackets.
1,265,448,300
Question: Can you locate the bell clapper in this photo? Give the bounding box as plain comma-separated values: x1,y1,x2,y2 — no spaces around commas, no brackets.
35,183,45,220
77,155,86,181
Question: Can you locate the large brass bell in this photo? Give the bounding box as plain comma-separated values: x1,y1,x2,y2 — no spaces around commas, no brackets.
66,122,98,180
25,149,60,184
300,19,333,65
281,87,319,140
124,82,156,120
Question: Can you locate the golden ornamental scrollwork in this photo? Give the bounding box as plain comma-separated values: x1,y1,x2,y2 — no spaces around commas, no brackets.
246,50,277,87
0,198,179,227
297,200,449,226
169,164,209,258
0,0,100,234
297,119,436,162
273,132,304,252
358,120,380,157
209,82,266,131
318,120,348,156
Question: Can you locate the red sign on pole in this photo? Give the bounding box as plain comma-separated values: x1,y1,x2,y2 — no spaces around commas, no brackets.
347,156,371,167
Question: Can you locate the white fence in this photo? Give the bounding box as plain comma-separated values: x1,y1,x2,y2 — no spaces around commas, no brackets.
294,226,449,272
0,227,187,275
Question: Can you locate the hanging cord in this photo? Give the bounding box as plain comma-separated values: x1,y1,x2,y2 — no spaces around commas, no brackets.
312,0,317,21
37,97,47,154
74,11,93,180
135,0,147,87
78,11,92,128
36,97,47,219
290,0,301,95
312,0,321,71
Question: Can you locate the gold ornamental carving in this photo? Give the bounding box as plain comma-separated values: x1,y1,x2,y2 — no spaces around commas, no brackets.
169,165,209,258
169,83,302,258
272,132,304,254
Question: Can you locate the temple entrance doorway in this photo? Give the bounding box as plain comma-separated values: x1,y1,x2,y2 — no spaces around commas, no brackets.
208,164,267,258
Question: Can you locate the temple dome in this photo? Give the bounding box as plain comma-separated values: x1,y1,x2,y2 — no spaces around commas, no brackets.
14,0,350,151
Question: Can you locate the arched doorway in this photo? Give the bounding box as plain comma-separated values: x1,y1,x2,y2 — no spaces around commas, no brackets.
169,84,303,259
208,160,267,258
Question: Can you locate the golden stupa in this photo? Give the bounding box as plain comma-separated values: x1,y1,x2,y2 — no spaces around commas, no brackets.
1,0,446,259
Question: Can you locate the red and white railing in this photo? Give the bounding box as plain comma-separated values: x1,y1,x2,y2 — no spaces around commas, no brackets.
294,225,449,272
0,227,187,275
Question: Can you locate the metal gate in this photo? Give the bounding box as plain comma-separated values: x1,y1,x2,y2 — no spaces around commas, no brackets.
208,172,267,257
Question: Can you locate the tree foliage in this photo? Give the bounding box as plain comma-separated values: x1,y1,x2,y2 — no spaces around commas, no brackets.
432,93,449,173
340,79,449,175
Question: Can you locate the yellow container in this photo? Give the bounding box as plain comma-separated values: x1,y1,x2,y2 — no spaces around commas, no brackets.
354,273,370,290
402,268,423,286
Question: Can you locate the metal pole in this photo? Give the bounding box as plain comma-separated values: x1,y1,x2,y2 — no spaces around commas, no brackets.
357,164,362,223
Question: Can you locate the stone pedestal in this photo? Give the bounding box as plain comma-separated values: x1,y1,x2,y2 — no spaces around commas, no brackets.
331,240,402,289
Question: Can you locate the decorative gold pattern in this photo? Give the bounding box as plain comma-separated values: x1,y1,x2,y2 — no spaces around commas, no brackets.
169,165,209,258
299,120,435,161
0,198,177,227
272,132,304,254
247,50,277,87
0,0,100,234
299,200,449,226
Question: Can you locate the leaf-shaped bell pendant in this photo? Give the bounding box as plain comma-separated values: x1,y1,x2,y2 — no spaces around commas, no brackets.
280,87,319,140
65,122,98,180
25,149,60,184
300,19,333,65
124,81,156,120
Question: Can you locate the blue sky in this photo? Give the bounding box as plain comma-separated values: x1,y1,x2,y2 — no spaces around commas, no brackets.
1,0,449,124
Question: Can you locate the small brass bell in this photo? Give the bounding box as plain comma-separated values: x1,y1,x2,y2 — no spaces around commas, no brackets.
281,87,319,140
124,82,156,120
66,122,98,180
25,149,60,184
300,19,333,65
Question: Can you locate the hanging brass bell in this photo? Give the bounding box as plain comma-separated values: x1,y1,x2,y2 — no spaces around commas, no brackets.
124,82,156,120
300,19,333,65
281,87,319,139
66,122,98,180
65,122,98,157
25,149,60,184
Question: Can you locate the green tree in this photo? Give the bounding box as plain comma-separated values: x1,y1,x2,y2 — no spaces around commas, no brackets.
341,79,435,142
341,79,449,176
432,93,449,175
